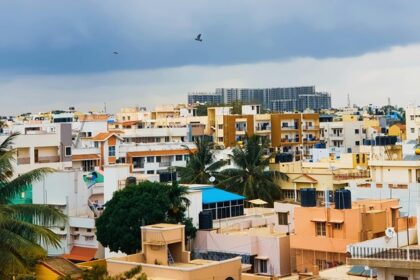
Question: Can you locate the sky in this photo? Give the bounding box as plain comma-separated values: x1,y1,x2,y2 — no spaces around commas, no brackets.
1,0,420,114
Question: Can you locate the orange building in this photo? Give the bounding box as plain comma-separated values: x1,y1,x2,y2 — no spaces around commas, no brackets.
290,198,403,274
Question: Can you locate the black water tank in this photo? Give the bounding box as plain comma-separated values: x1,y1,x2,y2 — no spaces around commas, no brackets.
126,176,137,185
389,136,397,145
300,188,317,207
334,189,352,209
275,153,293,163
199,211,213,230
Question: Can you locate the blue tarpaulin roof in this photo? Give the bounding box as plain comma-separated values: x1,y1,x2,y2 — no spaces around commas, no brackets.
201,187,245,204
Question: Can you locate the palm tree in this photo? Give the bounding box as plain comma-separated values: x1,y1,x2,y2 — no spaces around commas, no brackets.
0,133,66,278
177,137,226,184
217,134,287,204
166,183,190,222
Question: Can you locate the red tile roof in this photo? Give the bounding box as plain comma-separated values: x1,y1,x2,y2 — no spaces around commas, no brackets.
63,246,97,262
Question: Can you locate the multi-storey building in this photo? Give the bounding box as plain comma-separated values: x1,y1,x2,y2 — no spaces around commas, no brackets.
406,106,420,141
217,110,320,159
291,198,405,274
0,122,73,174
214,86,331,112
320,121,367,153
270,153,370,201
188,92,222,104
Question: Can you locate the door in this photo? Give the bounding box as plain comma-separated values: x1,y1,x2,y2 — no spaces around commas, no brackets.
34,149,39,163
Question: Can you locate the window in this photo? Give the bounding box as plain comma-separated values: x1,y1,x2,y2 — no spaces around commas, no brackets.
147,156,154,163
255,259,268,274
176,155,183,161
122,116,126,121
218,124,223,129
73,235,79,240
74,227,79,231
94,141,99,148
156,156,161,163
355,129,359,134
316,259,327,270
316,222,326,236
411,115,415,121
333,223,342,230
355,141,360,146
87,228,92,232
277,212,288,225
394,277,408,280
147,170,154,174
65,146,72,156
85,236,94,241
108,146,116,157
127,116,131,120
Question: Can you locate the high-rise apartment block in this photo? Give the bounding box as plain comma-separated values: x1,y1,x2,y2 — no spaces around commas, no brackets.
188,86,331,112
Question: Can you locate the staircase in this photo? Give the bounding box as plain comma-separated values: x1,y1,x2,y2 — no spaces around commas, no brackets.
167,248,175,265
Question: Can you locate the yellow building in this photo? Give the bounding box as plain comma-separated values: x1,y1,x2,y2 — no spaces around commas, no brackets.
388,124,406,140
36,258,82,280
270,153,370,201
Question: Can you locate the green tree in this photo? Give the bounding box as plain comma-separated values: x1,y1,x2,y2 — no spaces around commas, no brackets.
217,134,288,205
0,133,66,279
96,181,195,254
177,137,226,184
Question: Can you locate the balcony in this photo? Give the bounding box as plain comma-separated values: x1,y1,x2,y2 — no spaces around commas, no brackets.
281,126,299,130
303,138,319,143
17,157,30,165
36,156,60,163
281,138,300,144
303,125,320,130
348,246,420,269
159,161,172,167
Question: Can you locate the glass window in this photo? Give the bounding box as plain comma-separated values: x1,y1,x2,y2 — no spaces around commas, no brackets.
147,156,154,163
333,223,342,230
65,146,72,156
316,222,326,236
278,212,288,225
108,146,116,157
156,156,161,162
94,141,99,148
176,155,183,161
147,170,154,174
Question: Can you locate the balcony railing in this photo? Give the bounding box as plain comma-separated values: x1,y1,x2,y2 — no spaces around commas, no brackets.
303,138,319,142
303,125,320,130
36,156,60,163
349,246,420,262
281,126,299,130
281,138,299,143
333,171,370,180
159,161,171,167
17,157,30,165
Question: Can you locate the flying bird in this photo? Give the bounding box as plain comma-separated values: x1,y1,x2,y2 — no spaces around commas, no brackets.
113,51,119,55
195,34,202,42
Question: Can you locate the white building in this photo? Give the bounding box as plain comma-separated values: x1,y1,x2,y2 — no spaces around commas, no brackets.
320,121,366,153
406,106,420,141
32,170,104,261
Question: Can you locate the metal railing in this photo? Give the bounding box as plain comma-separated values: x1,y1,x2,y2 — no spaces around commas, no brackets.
333,171,370,180
349,246,420,261
159,161,172,167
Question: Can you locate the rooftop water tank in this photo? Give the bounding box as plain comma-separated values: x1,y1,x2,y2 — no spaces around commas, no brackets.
334,189,351,209
125,176,137,186
199,211,213,230
300,188,317,207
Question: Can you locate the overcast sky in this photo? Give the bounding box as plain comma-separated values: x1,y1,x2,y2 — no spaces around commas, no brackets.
1,0,420,114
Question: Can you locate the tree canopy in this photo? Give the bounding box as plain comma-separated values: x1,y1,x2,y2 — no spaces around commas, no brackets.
96,181,196,254
217,134,287,205
177,137,226,184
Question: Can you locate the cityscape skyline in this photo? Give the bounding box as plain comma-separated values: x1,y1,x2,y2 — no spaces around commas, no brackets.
1,1,420,114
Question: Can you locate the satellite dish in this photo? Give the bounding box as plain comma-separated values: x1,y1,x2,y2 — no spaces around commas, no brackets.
209,176,216,183
385,227,395,238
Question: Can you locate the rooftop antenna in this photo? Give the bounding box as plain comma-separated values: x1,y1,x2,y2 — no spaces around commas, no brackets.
347,94,351,108
388,97,391,107
103,102,107,113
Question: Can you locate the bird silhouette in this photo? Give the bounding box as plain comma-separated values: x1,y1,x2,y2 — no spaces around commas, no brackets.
113,51,119,55
195,34,202,42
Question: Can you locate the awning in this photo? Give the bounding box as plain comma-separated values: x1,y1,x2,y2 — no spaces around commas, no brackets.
248,199,268,205
311,218,326,222
329,220,344,224
63,246,97,262
391,206,402,209
72,154,100,161
255,256,269,260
